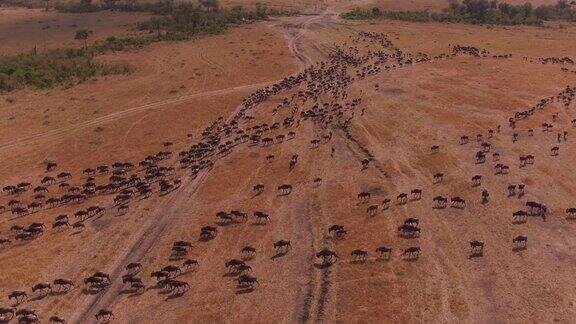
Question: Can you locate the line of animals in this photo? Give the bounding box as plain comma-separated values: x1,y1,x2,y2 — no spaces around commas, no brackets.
1,29,575,323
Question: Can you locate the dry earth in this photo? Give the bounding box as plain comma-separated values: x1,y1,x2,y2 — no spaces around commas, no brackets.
1,1,576,324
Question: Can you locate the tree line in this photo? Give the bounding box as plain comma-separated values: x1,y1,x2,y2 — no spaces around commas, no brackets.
341,0,576,26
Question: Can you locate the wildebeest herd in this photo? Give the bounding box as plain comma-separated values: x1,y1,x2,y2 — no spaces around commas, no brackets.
1,27,575,323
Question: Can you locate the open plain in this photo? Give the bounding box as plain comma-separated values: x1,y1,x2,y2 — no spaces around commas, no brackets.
1,0,576,323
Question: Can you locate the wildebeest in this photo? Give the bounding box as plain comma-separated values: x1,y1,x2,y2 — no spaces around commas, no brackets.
469,240,484,257
316,248,338,264
95,309,114,322
274,240,291,254
402,247,420,259
513,235,528,250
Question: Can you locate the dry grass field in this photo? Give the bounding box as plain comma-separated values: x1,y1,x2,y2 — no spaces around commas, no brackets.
0,7,150,55
1,0,576,323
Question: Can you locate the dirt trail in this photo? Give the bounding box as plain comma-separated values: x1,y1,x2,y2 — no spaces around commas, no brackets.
0,82,271,153
68,11,330,324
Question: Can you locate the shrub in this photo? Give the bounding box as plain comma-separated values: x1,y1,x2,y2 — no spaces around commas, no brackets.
0,49,132,92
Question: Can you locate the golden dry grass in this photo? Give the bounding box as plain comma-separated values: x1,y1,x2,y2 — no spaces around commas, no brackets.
1,1,576,323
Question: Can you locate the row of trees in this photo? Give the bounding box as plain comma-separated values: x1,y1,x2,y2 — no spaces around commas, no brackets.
136,3,275,40
341,0,576,25
446,0,576,23
55,0,219,14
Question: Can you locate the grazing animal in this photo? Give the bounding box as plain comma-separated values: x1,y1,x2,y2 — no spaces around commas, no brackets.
95,309,114,322
277,184,292,195
397,224,421,237
357,191,370,202
316,248,338,264
274,240,292,253
433,172,444,184
433,196,448,208
410,189,422,200
237,274,259,289
513,235,528,249
0,307,16,321
470,240,484,256
328,225,346,238
450,197,466,209
183,259,199,271
253,211,270,224
53,278,75,292
125,262,143,274
396,193,408,205
253,184,265,195
351,249,368,262
566,207,576,220
472,175,482,186
241,246,257,259
403,247,421,259
375,246,392,259
49,316,66,323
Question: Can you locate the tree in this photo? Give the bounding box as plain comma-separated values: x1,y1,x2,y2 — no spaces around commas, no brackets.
75,29,93,50
199,0,219,12
463,0,491,20
102,0,118,9
150,17,163,38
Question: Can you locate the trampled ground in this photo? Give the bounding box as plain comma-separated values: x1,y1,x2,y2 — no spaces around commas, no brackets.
1,1,576,323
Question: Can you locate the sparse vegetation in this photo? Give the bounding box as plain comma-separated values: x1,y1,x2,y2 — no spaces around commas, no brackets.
341,0,576,26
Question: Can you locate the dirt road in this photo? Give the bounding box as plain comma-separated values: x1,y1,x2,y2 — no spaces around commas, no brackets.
68,10,331,324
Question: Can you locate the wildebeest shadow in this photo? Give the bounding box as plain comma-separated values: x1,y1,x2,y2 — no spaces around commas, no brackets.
271,251,288,260
121,288,144,295
512,246,527,252
468,252,483,259
313,262,333,269
28,294,49,302
215,221,236,227
82,288,102,295
222,271,240,278
165,292,186,300
402,257,419,262
49,290,69,297
148,282,164,290
236,287,255,295
157,289,172,295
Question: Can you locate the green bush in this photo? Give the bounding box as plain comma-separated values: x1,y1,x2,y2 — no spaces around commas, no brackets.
54,2,102,13
0,49,132,92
